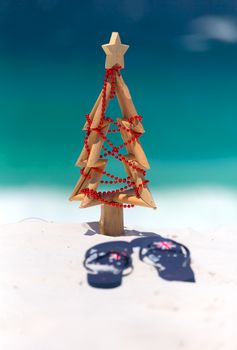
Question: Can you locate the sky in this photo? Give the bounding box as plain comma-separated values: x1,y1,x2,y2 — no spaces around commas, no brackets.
0,0,237,53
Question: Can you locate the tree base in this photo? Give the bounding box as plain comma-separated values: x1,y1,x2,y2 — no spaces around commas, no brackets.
99,204,124,236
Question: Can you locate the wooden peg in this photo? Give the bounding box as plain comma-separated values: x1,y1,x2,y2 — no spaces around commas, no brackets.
121,155,156,208
90,81,112,129
79,197,100,208
69,167,91,200
115,73,145,134
112,189,152,208
76,120,109,167
80,159,108,168
70,159,107,201
86,122,111,167
70,193,84,201
137,186,157,209
83,91,102,130
118,119,150,169
80,161,107,208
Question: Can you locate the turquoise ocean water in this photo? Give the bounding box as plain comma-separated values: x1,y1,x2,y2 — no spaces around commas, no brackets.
0,2,237,226
0,1,237,194
1,48,237,190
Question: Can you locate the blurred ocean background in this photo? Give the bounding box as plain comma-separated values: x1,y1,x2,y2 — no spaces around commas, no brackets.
0,0,237,228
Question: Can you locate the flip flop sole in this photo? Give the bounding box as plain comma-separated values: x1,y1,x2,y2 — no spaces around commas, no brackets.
84,241,133,288
88,271,123,289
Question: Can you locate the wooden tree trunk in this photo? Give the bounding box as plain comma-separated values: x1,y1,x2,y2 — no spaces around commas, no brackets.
99,204,124,236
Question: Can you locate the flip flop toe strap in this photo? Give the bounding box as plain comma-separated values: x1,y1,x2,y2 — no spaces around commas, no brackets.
140,240,191,267
84,250,133,276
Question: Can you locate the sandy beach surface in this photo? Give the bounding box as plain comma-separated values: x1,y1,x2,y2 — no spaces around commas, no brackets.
0,219,236,350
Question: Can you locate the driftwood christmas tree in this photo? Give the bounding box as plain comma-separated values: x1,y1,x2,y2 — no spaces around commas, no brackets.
69,32,156,236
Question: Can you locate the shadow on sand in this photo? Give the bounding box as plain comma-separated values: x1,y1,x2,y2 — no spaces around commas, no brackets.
83,221,159,237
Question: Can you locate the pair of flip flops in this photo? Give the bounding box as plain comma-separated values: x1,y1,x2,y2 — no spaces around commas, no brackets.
84,236,195,288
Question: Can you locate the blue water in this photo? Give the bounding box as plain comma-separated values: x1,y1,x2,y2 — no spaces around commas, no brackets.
0,1,237,189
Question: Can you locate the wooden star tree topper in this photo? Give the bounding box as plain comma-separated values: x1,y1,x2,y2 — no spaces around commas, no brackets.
102,32,129,69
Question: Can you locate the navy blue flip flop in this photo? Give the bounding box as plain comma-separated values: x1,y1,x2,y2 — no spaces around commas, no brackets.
83,241,133,288
132,236,195,282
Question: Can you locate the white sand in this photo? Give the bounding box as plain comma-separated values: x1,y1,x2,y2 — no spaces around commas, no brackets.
0,219,236,350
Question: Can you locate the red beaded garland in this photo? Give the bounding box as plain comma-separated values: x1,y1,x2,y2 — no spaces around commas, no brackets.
80,66,149,208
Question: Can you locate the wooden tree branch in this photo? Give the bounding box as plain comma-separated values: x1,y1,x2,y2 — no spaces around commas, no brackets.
80,161,108,208
69,167,91,201
112,189,152,208
86,122,111,167
138,186,157,209
118,118,150,169
83,91,103,130
75,120,109,167
70,193,84,201
115,72,145,134
90,81,112,129
122,155,156,208
69,159,108,201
